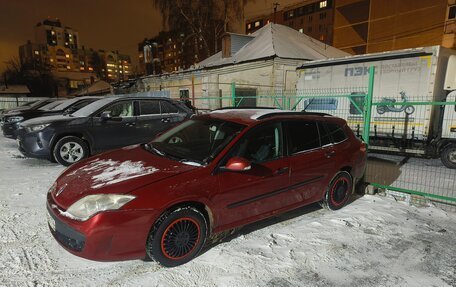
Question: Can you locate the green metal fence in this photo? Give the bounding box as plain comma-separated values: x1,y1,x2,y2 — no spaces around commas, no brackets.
162,65,456,211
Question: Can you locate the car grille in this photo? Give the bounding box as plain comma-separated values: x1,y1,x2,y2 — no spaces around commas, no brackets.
54,229,85,252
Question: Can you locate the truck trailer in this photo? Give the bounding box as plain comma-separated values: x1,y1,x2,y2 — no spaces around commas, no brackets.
296,46,456,168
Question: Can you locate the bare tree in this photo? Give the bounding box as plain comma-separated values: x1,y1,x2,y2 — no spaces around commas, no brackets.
2,57,56,97
152,0,252,57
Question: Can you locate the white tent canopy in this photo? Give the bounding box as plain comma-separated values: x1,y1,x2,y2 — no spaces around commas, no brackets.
198,23,349,69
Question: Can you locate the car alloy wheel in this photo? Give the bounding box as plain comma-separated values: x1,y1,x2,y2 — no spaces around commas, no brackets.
53,136,89,166
322,171,352,211
60,142,84,163
146,207,207,267
161,217,200,260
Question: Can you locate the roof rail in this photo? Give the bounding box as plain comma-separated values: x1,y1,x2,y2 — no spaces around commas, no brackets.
256,111,332,120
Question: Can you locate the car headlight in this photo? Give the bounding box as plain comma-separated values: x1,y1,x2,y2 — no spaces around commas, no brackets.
65,194,136,221
26,123,50,132
7,116,24,123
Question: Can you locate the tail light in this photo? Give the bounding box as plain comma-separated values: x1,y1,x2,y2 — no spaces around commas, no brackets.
360,142,367,152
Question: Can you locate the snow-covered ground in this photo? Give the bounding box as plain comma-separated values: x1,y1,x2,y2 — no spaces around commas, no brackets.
0,136,455,287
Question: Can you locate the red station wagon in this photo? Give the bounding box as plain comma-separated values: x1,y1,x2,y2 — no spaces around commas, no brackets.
46,109,367,267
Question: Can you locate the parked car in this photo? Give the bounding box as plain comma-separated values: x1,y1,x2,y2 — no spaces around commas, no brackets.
1,98,54,116
1,97,99,139
46,109,367,267
0,100,42,115
17,96,193,166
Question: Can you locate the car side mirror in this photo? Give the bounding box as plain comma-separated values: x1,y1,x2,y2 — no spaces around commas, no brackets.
100,111,122,122
100,111,112,121
220,157,251,172
64,107,77,115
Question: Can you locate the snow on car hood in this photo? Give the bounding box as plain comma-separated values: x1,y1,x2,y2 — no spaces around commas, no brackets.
76,158,159,189
52,146,198,209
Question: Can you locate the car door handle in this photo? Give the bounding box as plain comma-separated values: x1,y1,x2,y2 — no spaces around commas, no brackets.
274,167,289,175
325,151,336,158
126,122,136,127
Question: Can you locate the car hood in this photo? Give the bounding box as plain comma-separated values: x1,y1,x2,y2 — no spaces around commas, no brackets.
2,110,24,118
51,145,200,209
4,106,31,114
21,114,75,126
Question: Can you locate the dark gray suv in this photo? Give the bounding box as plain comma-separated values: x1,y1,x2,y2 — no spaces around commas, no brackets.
16,96,193,166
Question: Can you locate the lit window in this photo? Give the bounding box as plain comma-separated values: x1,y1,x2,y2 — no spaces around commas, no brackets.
254,21,261,27
124,65,128,69
299,28,304,33
51,30,55,35
80,67,84,70
69,34,72,38
120,71,123,73
125,71,128,74
50,58,54,62
34,50,39,55
320,1,327,8
289,11,294,17
65,54,70,58
108,69,112,72
247,23,252,29
88,67,93,71
66,65,71,69
267,20,270,24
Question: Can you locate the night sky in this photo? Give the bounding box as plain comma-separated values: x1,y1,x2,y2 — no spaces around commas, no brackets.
0,0,297,73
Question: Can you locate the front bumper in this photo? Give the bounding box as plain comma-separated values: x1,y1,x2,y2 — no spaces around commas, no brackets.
2,122,20,139
47,193,160,261
16,128,53,160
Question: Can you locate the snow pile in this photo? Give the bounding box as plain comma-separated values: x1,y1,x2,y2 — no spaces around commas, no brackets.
79,159,159,189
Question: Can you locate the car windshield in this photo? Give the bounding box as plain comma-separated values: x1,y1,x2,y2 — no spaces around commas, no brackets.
72,97,116,117
51,99,79,111
39,100,67,111
21,100,39,107
149,118,245,165
26,99,50,109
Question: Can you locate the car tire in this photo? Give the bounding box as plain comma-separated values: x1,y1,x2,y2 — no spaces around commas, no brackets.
441,144,456,169
321,171,353,211
146,207,207,267
53,136,89,166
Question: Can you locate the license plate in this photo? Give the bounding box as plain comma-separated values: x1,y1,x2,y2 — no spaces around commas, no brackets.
47,212,56,232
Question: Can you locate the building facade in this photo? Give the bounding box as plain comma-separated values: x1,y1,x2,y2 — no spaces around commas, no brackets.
246,0,456,55
245,0,334,44
138,31,207,76
19,18,132,96
333,0,454,54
